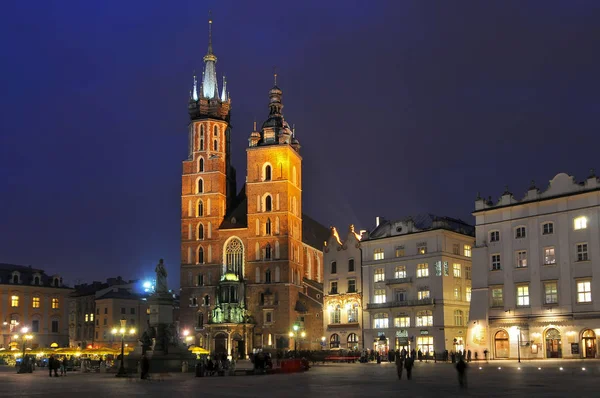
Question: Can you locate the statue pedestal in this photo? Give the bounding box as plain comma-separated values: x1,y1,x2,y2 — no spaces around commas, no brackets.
148,292,174,326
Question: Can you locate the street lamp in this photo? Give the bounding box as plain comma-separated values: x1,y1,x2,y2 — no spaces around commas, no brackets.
517,327,521,363
15,327,33,373
321,336,326,350
183,329,193,346
111,319,136,377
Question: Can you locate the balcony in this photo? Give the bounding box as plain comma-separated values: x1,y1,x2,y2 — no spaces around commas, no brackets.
385,277,412,285
366,298,434,310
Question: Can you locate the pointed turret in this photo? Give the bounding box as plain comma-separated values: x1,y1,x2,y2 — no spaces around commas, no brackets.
221,76,228,102
192,73,199,101
202,17,219,99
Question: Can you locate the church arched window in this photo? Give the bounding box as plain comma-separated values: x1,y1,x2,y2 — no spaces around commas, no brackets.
197,247,204,264
199,157,204,172
197,178,204,194
266,218,272,235
197,223,204,240
265,195,272,212
263,164,272,181
224,237,244,275
265,269,271,283
214,125,218,136
265,244,272,260
213,139,218,151
197,200,203,217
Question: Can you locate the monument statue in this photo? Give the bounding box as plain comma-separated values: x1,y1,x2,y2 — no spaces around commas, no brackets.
155,259,168,293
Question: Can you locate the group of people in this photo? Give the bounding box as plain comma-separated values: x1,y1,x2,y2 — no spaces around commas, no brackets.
392,348,469,388
48,355,69,377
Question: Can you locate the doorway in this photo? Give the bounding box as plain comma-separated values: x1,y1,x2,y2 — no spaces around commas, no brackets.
545,328,562,358
582,329,596,358
214,333,228,357
494,330,509,358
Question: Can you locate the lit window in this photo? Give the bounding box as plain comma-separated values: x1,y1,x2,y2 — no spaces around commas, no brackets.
394,266,406,279
374,268,385,282
395,247,404,257
577,281,591,303
517,285,530,307
515,226,526,239
443,261,449,276
417,336,434,354
416,263,429,278
464,245,472,257
418,290,430,300
574,217,587,230
394,316,410,328
331,305,341,324
544,282,558,304
453,286,462,300
32,296,40,308
490,231,500,242
374,289,386,304
491,254,501,270
466,287,472,302
544,247,556,265
577,243,589,261
453,263,461,278
373,313,389,329
347,304,359,322
454,310,464,326
416,310,433,327
85,314,89,322
516,250,527,268
90,313,94,321
491,287,503,307
11,295,19,307
435,261,442,276
417,244,427,255
542,222,554,235
374,248,385,260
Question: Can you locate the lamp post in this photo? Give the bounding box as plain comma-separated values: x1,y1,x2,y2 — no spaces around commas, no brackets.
517,327,521,363
111,319,136,377
15,327,33,373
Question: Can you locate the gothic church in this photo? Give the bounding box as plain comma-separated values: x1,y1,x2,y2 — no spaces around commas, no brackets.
180,19,328,358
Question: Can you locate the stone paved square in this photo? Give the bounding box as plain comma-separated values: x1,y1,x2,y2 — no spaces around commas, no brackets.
1,360,600,397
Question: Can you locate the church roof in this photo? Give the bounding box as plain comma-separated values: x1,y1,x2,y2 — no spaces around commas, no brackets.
302,213,329,249
220,185,248,230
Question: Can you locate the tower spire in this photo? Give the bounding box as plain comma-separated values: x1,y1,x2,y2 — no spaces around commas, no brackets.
192,71,198,101
202,13,218,99
207,10,213,55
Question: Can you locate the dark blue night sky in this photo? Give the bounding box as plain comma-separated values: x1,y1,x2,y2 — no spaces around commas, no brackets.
1,1,599,288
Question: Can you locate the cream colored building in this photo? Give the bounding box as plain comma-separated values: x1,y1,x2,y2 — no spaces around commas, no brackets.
468,172,600,360
323,225,363,351
361,215,474,356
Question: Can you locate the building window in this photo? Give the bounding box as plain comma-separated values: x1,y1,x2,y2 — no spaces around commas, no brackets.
544,247,556,265
51,298,59,309
490,231,500,242
417,336,434,354
416,263,429,278
516,250,527,268
374,248,385,260
453,263,461,278
517,285,530,307
394,289,406,302
330,333,340,349
418,290,430,300
197,178,203,193
264,164,272,181
491,254,501,270
90,313,94,321
11,295,19,307
544,282,558,304
515,226,526,239
104,308,108,314
197,200,203,216
265,269,271,283
32,296,40,309
574,216,588,230
416,310,433,327
347,333,359,349
198,274,204,286
542,222,554,235
465,266,472,280
577,281,592,303
265,218,271,235
85,314,89,322
198,224,204,240
347,303,359,323
373,313,389,328
51,320,59,333
395,247,405,257
348,259,355,272
203,295,210,306
394,316,410,328
264,195,272,212
577,243,589,261
453,286,462,300
331,305,341,324
32,320,39,333
265,244,272,260
198,247,204,264
394,266,406,279
374,289,386,304
464,245,472,257
454,310,464,326
330,281,338,294
417,244,427,255
491,287,503,307
265,311,273,324
198,157,204,172
331,261,337,274
374,268,385,282
466,287,472,302
444,261,449,276
348,279,356,293
453,244,460,255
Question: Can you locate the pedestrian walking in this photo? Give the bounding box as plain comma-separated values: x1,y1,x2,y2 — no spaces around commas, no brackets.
395,351,404,380
62,357,68,376
140,354,150,379
467,349,472,363
52,357,59,377
456,357,468,388
404,356,414,380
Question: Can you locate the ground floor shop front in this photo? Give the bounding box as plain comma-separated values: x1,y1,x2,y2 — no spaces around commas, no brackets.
363,326,468,357
468,317,600,360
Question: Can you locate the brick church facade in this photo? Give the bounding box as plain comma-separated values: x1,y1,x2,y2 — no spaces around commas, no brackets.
179,19,328,358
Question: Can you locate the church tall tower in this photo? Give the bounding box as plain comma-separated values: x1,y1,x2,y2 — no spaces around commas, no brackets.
246,76,305,348
180,17,234,329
